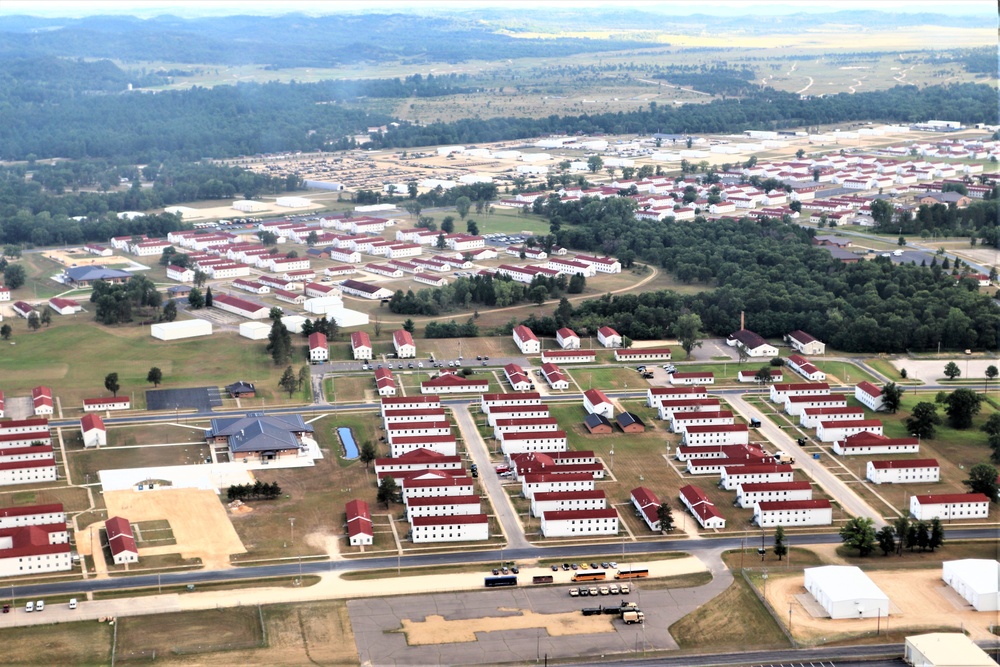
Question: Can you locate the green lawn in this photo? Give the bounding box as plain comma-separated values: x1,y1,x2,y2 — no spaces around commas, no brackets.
866,358,923,385
0,318,299,412
465,207,551,237
669,576,791,651
811,360,881,386
566,366,647,391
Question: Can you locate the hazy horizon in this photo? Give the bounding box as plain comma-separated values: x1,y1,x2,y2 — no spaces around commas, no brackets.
0,0,994,18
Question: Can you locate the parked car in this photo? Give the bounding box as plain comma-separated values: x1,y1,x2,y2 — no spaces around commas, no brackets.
477,355,482,360
609,585,620,595
569,588,579,597
417,362,423,368
588,587,599,596
2,604,9,613
599,586,610,595
609,561,618,569
562,563,570,570
551,565,559,572
601,562,610,569
493,568,500,575
24,601,33,613
590,562,599,570
620,584,631,594
501,566,509,575
35,600,44,612
510,566,519,574
570,563,579,570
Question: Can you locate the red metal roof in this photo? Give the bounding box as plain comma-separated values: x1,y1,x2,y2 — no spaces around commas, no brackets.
83,396,130,405
410,514,488,526
672,411,733,421
683,424,748,433
870,459,939,470
308,332,328,348
393,329,415,347
482,392,541,402
80,414,105,431
723,464,793,475
856,381,882,397
787,393,846,403
679,485,723,522
422,374,489,388
756,499,831,511
914,493,989,504
0,503,63,519
773,382,831,391
513,325,538,343
405,495,480,507
523,473,593,484
737,481,813,493
542,509,618,521
382,396,440,405
386,421,451,431
583,389,611,405
499,431,567,441
532,490,606,502
0,458,56,471
820,419,883,428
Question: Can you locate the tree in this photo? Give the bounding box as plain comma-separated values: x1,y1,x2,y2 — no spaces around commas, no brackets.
359,441,377,469
839,517,876,556
162,300,177,322
754,366,774,387
267,318,293,365
146,367,163,387
773,525,787,560
306,230,319,246
876,525,896,556
193,270,208,288
892,515,910,555
455,196,472,220
983,413,1000,438
436,233,446,250
297,365,310,391
258,230,278,245
204,286,213,308
673,313,703,359
377,475,398,508
27,312,40,332
187,287,204,310
915,521,930,551
943,361,961,380
467,219,479,236
943,388,981,429
104,372,120,397
587,155,603,173
403,318,415,334
987,365,998,392
440,217,455,234
928,518,944,551
40,309,51,327
881,382,903,413
989,433,1000,464
269,307,284,322
530,285,548,305
567,274,586,294
964,462,999,500
870,198,894,230
0,324,11,340
3,264,26,290
905,401,940,439
656,502,674,533
373,313,382,338
278,366,298,397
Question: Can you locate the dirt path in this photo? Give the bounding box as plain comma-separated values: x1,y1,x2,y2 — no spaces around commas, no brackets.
401,609,614,645
104,488,246,569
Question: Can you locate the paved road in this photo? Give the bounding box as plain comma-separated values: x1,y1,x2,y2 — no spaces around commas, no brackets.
727,393,888,528
452,403,530,549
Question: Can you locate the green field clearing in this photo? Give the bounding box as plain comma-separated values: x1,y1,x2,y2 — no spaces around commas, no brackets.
324,373,372,403
867,358,922,384
567,366,648,391
66,442,212,483
0,484,92,515
116,607,265,660
670,576,791,651
105,423,207,448
811,360,881,386
0,319,300,411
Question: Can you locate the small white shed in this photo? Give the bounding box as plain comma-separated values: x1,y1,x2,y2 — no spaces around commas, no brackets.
151,319,213,341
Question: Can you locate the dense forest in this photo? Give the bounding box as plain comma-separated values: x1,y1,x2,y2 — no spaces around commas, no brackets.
1,54,993,163
371,84,996,149
0,14,655,67
650,65,759,96
554,214,999,352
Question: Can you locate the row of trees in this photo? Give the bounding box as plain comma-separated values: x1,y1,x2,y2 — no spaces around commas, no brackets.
388,272,584,317
90,276,162,325
840,516,945,557
226,481,282,501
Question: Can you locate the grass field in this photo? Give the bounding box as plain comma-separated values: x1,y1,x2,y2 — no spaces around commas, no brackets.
65,442,212,484
566,366,648,391
867,358,922,384
0,318,299,412
117,607,265,660
669,576,791,651
324,374,371,403
0,618,113,665
811,360,881,386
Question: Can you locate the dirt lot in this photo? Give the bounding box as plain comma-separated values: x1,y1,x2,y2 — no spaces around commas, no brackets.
104,488,246,568
402,609,614,645
764,567,995,644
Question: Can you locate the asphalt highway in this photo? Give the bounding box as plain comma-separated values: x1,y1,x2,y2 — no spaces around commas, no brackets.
10,528,995,599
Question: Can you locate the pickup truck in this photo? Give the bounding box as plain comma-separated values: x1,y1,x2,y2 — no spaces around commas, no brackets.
622,610,645,624
774,452,796,464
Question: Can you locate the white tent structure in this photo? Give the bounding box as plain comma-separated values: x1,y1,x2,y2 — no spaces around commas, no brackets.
942,559,999,612
803,565,889,619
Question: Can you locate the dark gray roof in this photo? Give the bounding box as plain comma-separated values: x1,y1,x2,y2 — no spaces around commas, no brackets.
208,413,312,453
729,329,769,351
616,412,644,428
226,381,256,394
66,266,132,282
584,413,612,429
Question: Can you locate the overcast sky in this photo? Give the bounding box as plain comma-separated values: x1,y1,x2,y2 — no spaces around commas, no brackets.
1,0,994,17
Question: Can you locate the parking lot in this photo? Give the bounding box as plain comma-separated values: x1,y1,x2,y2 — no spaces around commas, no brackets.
349,558,732,666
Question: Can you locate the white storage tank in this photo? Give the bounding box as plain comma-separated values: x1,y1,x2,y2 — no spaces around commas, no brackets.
151,319,213,341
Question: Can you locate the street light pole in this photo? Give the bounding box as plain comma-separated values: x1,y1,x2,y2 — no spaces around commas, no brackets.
289,517,295,546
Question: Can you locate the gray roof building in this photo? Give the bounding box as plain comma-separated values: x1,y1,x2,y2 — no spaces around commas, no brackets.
207,413,313,455
65,266,132,285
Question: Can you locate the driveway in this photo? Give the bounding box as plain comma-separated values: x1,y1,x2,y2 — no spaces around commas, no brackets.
893,357,1000,385
452,405,530,549
725,394,888,528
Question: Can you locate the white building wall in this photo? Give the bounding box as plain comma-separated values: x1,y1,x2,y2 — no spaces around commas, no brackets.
0,463,58,486
754,504,832,527
540,514,618,537
410,519,489,543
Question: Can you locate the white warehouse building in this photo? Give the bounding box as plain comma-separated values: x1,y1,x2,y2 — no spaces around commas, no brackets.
803,566,890,619
151,319,213,341
941,559,999,612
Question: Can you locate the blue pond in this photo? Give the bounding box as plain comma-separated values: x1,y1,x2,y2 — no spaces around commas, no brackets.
338,427,359,459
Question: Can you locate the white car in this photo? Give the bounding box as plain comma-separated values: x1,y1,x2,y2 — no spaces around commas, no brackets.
35,600,44,612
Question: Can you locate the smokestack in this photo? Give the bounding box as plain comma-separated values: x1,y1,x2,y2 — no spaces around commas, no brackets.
740,310,745,330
